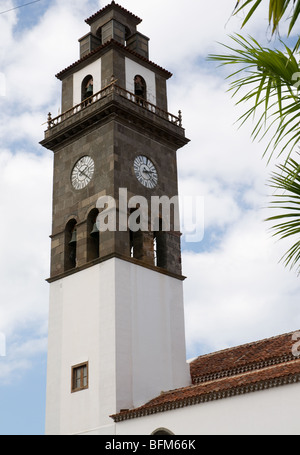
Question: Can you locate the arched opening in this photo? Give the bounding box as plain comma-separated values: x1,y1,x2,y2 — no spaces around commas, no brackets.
129,207,152,262
87,208,100,262
125,26,132,43
152,428,174,435
65,219,77,271
153,218,167,268
130,229,143,260
134,75,146,105
154,232,167,268
81,75,94,102
96,27,102,44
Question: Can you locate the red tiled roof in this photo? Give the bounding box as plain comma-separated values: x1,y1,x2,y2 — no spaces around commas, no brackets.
111,330,300,422
85,1,142,26
55,39,172,80
190,331,296,383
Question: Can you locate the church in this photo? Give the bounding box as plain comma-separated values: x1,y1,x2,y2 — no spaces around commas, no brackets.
41,1,300,435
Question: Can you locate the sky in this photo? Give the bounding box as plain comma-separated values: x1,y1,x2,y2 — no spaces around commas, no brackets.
0,0,300,435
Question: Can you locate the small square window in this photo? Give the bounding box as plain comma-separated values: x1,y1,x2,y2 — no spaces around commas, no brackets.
71,362,88,393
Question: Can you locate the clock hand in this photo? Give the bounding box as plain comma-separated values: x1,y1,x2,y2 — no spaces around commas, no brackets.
79,166,89,178
143,169,155,174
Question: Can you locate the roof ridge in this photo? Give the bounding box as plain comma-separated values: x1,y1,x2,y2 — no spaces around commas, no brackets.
193,352,296,384
190,329,298,364
85,1,142,25
203,357,300,383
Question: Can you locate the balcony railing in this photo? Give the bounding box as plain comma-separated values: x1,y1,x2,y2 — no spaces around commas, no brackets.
46,79,183,130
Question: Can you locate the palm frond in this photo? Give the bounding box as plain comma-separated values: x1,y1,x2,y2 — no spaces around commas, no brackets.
233,0,300,36
266,157,300,273
208,35,300,162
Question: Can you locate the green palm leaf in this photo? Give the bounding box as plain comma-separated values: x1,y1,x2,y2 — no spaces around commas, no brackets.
218,3,300,272
267,157,300,272
234,0,300,36
208,35,300,162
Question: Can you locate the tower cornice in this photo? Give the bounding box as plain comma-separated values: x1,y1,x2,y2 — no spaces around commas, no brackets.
46,253,186,284
41,81,189,152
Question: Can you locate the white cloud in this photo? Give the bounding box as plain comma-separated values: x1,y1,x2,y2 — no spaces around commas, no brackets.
0,337,47,385
0,1,17,58
0,150,52,338
0,149,51,386
3,1,96,110
123,0,271,68
183,208,300,358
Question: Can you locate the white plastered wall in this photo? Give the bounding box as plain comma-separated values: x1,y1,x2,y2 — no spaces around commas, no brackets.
115,381,300,435
114,258,190,411
45,260,117,435
73,58,102,106
45,258,190,435
125,57,156,105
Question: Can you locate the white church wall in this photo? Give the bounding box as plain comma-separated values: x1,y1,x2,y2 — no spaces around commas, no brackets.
46,260,117,435
114,258,191,410
45,258,190,435
115,381,300,435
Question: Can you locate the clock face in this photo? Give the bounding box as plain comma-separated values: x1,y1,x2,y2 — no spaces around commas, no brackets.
71,156,95,190
134,155,158,189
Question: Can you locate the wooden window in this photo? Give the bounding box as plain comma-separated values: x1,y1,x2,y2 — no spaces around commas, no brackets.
71,362,88,393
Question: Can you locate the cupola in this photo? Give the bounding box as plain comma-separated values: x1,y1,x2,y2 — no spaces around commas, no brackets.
79,1,149,59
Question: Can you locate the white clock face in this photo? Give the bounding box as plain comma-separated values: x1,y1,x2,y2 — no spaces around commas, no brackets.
134,155,158,189
71,156,95,190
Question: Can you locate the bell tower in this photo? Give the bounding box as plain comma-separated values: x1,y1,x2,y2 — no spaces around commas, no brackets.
42,2,190,436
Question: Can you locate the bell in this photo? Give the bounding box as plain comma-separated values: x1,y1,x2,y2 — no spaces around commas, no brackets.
90,223,99,237
85,83,93,98
69,229,77,245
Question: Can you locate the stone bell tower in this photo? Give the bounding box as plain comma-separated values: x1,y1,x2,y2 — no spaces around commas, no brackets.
42,1,190,435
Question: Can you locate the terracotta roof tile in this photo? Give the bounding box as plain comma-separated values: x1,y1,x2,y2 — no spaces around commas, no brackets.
111,359,300,422
190,331,295,383
85,1,142,26
111,330,300,422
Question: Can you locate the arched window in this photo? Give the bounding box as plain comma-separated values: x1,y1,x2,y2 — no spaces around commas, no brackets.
81,75,94,102
152,428,174,435
65,219,77,271
87,208,100,262
125,26,131,43
96,27,102,44
134,75,146,105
